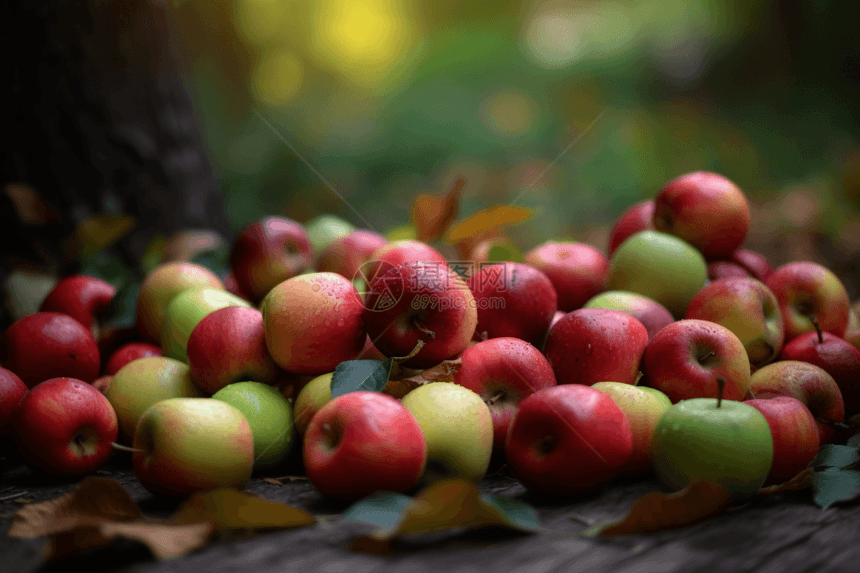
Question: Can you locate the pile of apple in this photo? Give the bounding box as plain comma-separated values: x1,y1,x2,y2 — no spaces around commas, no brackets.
2,170,859,504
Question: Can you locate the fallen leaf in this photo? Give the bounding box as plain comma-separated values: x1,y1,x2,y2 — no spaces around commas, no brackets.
813,468,860,509
758,467,814,498
384,358,462,398
263,478,284,486
580,479,732,537
170,488,316,530
812,444,860,470
349,479,538,554
4,183,59,224
72,214,136,257
445,205,534,244
412,178,464,242
330,359,393,398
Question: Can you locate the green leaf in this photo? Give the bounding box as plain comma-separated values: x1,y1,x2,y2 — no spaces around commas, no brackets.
847,434,860,449
79,252,133,289
140,234,167,275
480,494,541,531
813,469,860,509
341,492,413,529
812,445,860,470
102,281,141,329
330,359,393,398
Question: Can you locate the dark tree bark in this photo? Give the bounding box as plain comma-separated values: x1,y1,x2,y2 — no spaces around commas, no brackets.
1,0,230,326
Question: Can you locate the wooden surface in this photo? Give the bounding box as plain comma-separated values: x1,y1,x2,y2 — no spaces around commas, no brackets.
2,452,858,573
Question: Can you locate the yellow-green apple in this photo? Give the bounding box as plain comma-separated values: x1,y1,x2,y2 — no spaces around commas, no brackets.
745,396,819,485
293,372,333,435
3,312,101,388
261,272,365,374
212,381,295,471
652,171,750,259
362,262,477,368
133,398,254,496
650,395,772,498
685,277,784,369
749,360,844,445
103,342,162,376
469,237,519,265
608,199,654,256
505,384,633,493
468,262,557,347
523,241,609,312
583,290,674,340
544,308,649,386
592,381,671,474
0,367,27,436
453,337,556,456
765,261,850,340
229,216,313,302
305,214,355,254
106,356,204,442
160,287,252,362
842,305,860,351
303,391,426,499
136,261,224,344
186,306,279,395
642,319,751,403
778,328,860,411
401,382,493,485
39,275,116,340
606,230,707,318
316,229,387,280
13,377,118,476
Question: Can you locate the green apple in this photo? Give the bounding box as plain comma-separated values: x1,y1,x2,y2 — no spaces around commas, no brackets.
107,356,204,442
305,214,355,254
401,382,493,485
212,381,295,471
591,381,671,474
293,372,333,436
638,386,673,408
606,230,707,318
133,398,255,496
650,397,773,497
161,287,251,362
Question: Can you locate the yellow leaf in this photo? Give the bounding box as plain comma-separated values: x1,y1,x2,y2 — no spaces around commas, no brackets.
75,215,136,256
411,178,464,242
170,488,316,530
445,205,534,244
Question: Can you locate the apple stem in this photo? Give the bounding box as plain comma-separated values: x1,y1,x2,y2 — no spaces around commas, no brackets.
811,316,823,344
112,442,144,454
699,350,716,363
814,417,852,431
412,317,436,340
392,340,426,363
634,371,644,386
486,391,505,406
716,377,726,408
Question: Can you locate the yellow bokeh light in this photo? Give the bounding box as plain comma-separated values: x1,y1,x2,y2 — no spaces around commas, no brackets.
482,89,538,138
252,50,304,106
235,0,292,45
311,0,418,87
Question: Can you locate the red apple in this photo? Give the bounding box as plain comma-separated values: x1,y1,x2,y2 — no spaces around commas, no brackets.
765,261,850,340
708,260,752,281
39,275,116,340
13,377,118,476
608,200,654,256
505,385,633,493
364,240,446,281
224,272,253,302
652,171,750,259
229,216,313,301
316,229,387,280
544,308,648,386
745,397,819,486
469,262,557,347
261,272,366,374
642,319,751,403
779,329,860,411
186,306,279,395
523,242,609,312
453,337,556,456
103,342,163,376
583,290,674,341
0,367,28,436
749,360,845,445
303,391,427,499
357,335,388,361
3,312,101,388
362,261,477,368
685,278,784,369
733,249,772,282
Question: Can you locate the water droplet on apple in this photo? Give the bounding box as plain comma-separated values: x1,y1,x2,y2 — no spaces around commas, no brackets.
585,344,592,355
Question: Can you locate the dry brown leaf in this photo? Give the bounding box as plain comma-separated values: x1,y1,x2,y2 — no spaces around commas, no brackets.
445,205,534,244
5,183,60,224
384,359,462,398
263,478,284,486
580,479,733,537
412,177,464,242
170,488,316,530
757,467,814,498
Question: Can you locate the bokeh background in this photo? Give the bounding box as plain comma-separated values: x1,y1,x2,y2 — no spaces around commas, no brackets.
176,0,860,286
